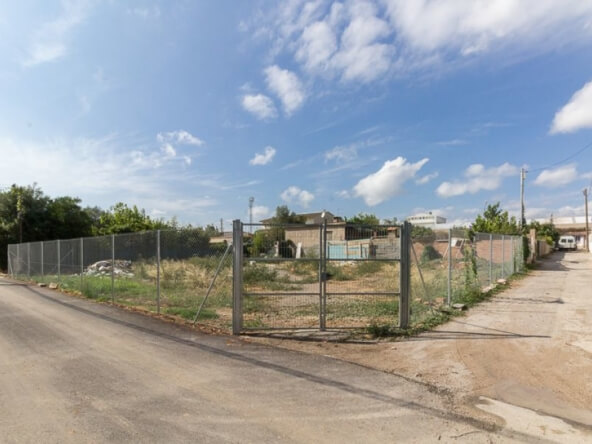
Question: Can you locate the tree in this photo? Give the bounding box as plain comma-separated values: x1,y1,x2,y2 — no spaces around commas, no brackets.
347,212,380,225
471,203,521,235
527,220,559,245
93,202,170,235
272,205,305,224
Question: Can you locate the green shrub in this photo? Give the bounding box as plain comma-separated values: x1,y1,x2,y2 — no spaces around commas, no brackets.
420,245,442,263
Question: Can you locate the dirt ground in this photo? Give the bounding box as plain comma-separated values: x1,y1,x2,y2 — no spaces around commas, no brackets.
248,251,592,442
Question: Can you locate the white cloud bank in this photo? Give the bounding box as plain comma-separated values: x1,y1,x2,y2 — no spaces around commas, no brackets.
157,130,204,146
264,65,306,115
249,146,276,165
354,157,429,206
252,1,592,85
280,186,315,208
533,164,578,187
550,80,592,134
241,94,278,120
436,163,518,197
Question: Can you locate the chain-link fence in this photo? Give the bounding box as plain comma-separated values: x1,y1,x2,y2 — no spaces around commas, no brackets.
7,229,233,331
7,224,525,335
240,222,402,330
410,229,524,325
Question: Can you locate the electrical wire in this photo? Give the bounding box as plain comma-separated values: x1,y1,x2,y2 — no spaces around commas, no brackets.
528,140,592,173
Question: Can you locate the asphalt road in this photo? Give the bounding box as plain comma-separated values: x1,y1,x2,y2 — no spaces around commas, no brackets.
0,278,535,443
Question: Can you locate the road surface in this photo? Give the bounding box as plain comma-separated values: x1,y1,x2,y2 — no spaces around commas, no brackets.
0,276,531,443
255,251,592,443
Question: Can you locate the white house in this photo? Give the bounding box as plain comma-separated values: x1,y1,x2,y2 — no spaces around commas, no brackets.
406,212,446,229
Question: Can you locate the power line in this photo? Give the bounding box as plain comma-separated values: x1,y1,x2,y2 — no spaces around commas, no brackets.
528,140,592,173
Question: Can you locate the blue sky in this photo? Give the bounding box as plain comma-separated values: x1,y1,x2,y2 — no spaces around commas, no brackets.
1,1,592,228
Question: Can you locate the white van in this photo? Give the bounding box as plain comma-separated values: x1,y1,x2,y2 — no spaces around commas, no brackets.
558,235,577,251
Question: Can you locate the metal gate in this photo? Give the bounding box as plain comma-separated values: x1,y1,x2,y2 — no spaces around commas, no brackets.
233,220,410,333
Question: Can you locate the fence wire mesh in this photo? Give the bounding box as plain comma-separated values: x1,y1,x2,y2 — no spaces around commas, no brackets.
7,229,233,331
411,229,524,326
241,222,401,330
7,224,526,334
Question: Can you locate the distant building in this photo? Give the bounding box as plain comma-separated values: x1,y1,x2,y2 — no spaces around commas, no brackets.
533,216,591,249
260,211,342,225
406,212,446,228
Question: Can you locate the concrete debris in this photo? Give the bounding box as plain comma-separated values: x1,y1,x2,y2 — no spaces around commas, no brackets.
85,260,134,277
37,283,47,288
452,303,467,310
48,283,59,290
496,278,507,285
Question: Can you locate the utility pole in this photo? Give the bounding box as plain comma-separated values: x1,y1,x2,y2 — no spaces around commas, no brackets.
584,188,590,252
220,218,224,234
520,167,527,229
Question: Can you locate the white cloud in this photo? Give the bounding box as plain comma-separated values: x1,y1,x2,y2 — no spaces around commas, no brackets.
436,139,467,146
249,146,277,166
582,171,592,180
264,65,306,115
436,162,518,197
258,1,592,84
384,0,592,57
23,0,91,67
241,94,278,120
127,6,161,19
280,186,315,208
533,164,578,187
354,157,429,206
157,130,204,146
161,143,176,158
416,171,439,185
251,205,271,221
336,190,351,199
550,80,592,134
324,144,358,163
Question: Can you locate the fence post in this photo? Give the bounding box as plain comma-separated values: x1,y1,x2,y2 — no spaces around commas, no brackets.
41,242,44,278
501,235,505,279
320,219,327,331
489,234,493,285
447,228,452,306
80,238,84,291
510,236,516,275
399,222,411,329
111,234,115,304
57,239,61,283
27,243,30,279
156,230,161,314
232,220,243,335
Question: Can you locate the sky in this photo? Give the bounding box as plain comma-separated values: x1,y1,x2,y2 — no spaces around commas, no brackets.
1,0,592,228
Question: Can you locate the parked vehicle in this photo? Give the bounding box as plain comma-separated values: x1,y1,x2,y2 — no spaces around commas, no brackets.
557,235,577,251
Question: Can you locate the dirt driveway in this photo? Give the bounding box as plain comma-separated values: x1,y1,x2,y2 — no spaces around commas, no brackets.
251,251,592,442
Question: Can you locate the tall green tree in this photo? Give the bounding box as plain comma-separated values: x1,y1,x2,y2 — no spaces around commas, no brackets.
471,203,521,235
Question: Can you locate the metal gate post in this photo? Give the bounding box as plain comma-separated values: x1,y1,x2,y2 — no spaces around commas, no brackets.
156,230,161,314
447,228,452,306
501,235,505,279
489,234,493,284
320,220,327,331
399,222,411,329
510,236,516,275
80,238,84,291
232,220,243,335
27,243,30,279
111,234,115,304
57,239,61,283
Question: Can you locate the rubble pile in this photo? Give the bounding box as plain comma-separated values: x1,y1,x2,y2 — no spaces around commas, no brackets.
85,260,134,277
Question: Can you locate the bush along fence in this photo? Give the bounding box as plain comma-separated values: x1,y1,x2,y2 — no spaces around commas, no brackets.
7,221,524,335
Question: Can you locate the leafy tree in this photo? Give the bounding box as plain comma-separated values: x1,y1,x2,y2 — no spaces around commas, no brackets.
471,203,521,235
347,212,380,225
93,202,170,235
272,205,306,224
411,225,435,238
527,220,559,245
